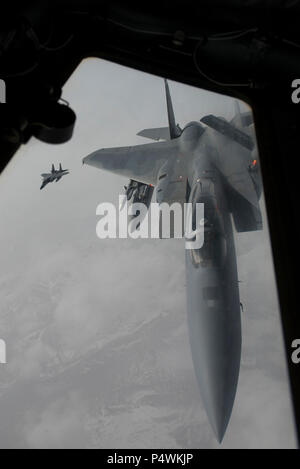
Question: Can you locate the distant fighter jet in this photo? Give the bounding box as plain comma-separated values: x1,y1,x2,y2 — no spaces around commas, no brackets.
40,164,69,190
83,80,262,442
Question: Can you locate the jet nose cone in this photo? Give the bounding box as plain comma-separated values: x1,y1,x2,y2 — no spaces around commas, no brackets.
203,380,236,443
194,339,240,444
186,254,241,443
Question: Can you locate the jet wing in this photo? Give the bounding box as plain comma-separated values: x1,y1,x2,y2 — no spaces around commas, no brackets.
83,139,178,186
204,128,262,231
205,129,259,207
56,176,62,182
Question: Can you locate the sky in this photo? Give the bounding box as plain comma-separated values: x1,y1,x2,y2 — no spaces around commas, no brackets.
0,58,297,449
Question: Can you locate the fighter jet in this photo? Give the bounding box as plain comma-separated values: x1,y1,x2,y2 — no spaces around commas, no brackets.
40,164,69,190
83,80,262,442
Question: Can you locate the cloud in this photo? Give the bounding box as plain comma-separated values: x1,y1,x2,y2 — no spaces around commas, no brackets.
24,394,88,449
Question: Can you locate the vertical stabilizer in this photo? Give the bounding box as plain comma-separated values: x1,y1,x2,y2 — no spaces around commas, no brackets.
234,100,243,128
164,79,181,139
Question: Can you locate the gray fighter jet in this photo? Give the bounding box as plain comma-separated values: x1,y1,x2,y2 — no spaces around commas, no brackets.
40,164,69,190
83,80,262,442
